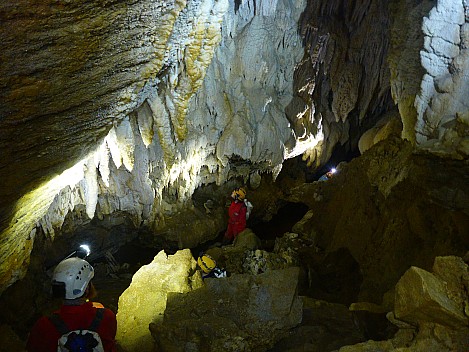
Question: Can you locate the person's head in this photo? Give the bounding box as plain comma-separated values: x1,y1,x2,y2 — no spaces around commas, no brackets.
197,254,217,274
231,187,246,201
52,257,95,300
326,168,337,179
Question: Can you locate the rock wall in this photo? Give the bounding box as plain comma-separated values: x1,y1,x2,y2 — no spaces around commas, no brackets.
286,137,469,304
1,0,468,298
293,0,395,168
0,0,307,294
389,0,469,156
415,0,469,156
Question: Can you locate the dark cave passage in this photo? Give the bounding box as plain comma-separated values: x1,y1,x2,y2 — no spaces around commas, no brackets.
250,201,309,250
112,240,158,269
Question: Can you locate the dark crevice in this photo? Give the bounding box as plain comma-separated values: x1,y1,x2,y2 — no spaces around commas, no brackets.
250,201,309,250
234,0,242,13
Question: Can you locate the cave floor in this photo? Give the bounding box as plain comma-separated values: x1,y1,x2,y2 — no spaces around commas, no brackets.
90,235,370,352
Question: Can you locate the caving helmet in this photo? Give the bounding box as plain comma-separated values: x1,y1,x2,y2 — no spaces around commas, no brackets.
197,254,217,274
52,257,94,299
231,187,246,201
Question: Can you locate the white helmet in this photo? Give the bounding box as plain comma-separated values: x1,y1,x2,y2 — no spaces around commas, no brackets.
52,257,94,299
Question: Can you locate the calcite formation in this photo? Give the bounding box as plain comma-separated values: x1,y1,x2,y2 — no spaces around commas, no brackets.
0,0,468,303
295,0,394,168
414,0,469,157
389,0,469,156
0,0,307,294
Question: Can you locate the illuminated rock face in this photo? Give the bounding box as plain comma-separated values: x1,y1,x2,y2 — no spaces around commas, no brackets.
116,249,203,352
0,0,468,297
116,248,302,352
389,0,469,155
0,0,307,293
0,0,200,292
414,0,469,156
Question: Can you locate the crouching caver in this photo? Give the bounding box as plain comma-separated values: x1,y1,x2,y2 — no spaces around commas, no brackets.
26,257,117,352
197,254,227,279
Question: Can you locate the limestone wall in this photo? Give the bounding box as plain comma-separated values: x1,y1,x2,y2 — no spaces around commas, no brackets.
0,0,306,294
389,0,469,157
1,0,468,297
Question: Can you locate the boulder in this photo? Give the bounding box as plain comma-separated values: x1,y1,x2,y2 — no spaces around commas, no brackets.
116,249,204,352
432,256,469,313
150,267,303,351
394,266,468,328
233,229,262,250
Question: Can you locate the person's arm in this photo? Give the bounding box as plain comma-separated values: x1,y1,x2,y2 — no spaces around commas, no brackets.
26,317,59,352
239,203,247,225
98,308,118,352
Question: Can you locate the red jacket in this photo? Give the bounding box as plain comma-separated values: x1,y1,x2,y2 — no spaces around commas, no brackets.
225,200,247,240
26,301,117,352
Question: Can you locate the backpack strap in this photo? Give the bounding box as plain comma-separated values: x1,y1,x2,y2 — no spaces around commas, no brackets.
89,308,105,331
49,313,70,335
48,307,105,335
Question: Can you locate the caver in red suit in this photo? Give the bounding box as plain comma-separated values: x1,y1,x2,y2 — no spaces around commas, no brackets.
27,301,117,352
224,199,247,242
26,257,117,352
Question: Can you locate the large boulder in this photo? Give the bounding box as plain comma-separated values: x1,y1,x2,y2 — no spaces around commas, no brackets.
116,249,204,352
338,256,469,351
150,267,303,351
395,266,467,328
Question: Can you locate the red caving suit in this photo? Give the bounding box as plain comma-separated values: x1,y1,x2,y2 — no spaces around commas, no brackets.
224,200,247,241
26,301,117,352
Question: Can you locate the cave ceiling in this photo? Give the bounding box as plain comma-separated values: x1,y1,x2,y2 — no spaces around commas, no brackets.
0,0,468,294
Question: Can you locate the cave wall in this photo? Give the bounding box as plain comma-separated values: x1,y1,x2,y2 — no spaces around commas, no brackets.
389,0,469,155
292,0,395,169
0,0,308,294
0,0,468,297
286,137,469,304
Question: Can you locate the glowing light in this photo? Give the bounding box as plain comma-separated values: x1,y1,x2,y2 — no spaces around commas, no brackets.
79,244,91,257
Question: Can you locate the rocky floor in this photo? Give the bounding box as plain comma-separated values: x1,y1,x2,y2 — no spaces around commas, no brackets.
1,138,467,351
88,234,374,352
71,229,368,352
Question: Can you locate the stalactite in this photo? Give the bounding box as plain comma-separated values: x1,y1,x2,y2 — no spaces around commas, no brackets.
293,0,394,167
136,101,155,147
83,158,99,219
